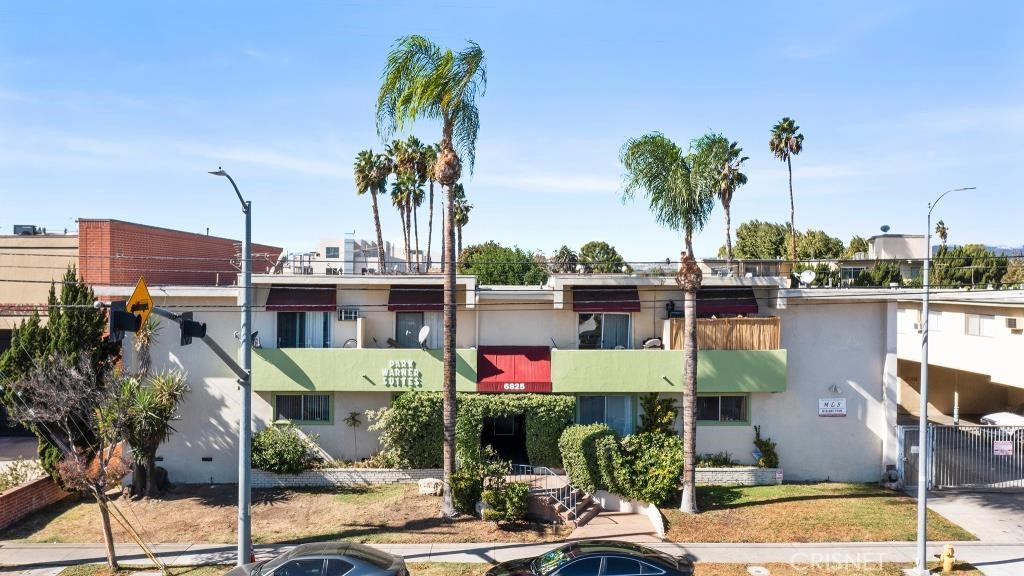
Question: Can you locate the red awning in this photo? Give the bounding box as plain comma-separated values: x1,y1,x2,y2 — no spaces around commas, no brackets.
696,287,759,317
477,346,552,393
571,286,641,312
387,285,443,311
265,286,337,312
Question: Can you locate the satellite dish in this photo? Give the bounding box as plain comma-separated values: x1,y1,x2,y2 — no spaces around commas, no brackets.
799,270,817,286
880,225,891,233
417,325,431,347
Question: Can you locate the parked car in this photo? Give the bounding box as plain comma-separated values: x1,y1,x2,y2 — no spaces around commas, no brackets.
486,540,694,576
981,404,1024,428
225,542,409,576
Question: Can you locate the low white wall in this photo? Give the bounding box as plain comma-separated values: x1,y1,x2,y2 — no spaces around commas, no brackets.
252,468,442,489
696,467,782,486
593,490,665,538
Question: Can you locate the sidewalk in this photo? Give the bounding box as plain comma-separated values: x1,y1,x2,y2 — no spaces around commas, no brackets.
2,540,1023,571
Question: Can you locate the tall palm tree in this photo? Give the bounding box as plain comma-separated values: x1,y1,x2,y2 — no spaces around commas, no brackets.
387,139,415,269
424,143,440,271
377,35,486,517
354,149,391,271
452,184,471,261
935,219,949,246
621,132,715,514
405,135,428,273
692,134,748,264
769,117,804,263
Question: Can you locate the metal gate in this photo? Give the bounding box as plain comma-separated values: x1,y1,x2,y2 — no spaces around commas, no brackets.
899,424,1024,490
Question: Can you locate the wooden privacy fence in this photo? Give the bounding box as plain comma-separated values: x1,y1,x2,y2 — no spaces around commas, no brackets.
670,316,781,350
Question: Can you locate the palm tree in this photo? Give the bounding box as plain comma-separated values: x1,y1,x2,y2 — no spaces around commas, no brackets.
769,117,804,263
120,371,189,497
354,150,391,271
621,132,715,514
452,184,472,262
405,135,428,272
424,143,440,271
692,134,748,264
387,139,415,269
550,245,579,273
132,316,161,377
377,35,486,517
936,220,949,246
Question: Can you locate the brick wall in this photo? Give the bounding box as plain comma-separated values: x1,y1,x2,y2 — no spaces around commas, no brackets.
252,468,444,489
79,219,282,287
696,467,783,486
0,476,71,530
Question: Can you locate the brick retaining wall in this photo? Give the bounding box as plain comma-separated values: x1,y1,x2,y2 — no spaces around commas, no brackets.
696,467,782,486
0,477,71,530
252,468,444,489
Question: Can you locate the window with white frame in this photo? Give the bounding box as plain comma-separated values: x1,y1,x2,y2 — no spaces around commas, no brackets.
927,309,942,332
965,313,995,337
578,395,633,436
577,313,631,349
275,394,331,423
696,395,748,423
325,246,340,259
339,307,359,321
277,312,332,348
395,311,442,349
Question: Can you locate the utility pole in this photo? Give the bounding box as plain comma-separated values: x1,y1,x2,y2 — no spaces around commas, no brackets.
210,169,253,566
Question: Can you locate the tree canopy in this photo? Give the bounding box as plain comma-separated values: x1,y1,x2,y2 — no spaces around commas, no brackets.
578,240,631,274
458,241,548,285
721,220,845,260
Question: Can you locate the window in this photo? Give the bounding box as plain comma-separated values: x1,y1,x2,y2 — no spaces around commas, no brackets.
577,313,631,349
553,558,602,576
491,415,516,436
324,559,353,576
274,559,324,576
396,311,442,349
275,394,331,423
965,313,995,337
277,312,332,348
840,267,865,285
927,310,942,332
339,307,359,322
325,246,340,259
326,267,340,275
696,395,748,423
578,395,632,436
604,557,643,576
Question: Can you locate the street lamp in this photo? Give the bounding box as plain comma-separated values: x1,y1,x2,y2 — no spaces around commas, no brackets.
914,186,974,575
209,168,253,566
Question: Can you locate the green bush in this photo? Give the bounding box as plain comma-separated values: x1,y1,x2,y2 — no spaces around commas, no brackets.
753,425,780,468
251,424,322,474
369,392,576,469
616,432,683,505
637,393,677,435
484,481,529,523
0,457,44,492
696,451,737,468
450,466,483,515
594,434,623,494
558,424,617,492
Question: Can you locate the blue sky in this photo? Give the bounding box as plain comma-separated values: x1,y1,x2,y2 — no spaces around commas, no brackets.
2,1,1022,262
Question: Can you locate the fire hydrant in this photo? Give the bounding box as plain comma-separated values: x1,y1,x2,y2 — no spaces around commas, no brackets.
940,543,956,573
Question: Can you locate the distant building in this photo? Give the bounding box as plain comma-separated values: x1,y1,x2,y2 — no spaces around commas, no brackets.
281,238,423,276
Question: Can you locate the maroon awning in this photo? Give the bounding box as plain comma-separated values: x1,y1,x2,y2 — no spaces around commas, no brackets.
265,286,336,312
477,346,552,393
697,287,758,317
572,286,641,312
387,284,443,311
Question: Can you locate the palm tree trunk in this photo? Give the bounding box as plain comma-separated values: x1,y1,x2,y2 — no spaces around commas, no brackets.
427,181,435,271
413,200,421,273
788,157,796,263
457,225,463,266
724,201,733,266
677,238,699,514
371,192,387,272
405,202,413,272
145,454,158,498
399,204,409,272
96,492,119,569
441,183,457,518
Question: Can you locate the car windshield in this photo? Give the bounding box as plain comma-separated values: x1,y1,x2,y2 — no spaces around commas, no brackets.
531,547,572,576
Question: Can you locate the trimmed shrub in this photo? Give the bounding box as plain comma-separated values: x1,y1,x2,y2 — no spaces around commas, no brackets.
367,392,444,468
617,432,683,505
753,425,780,468
594,434,623,494
558,424,617,492
251,424,322,474
484,481,530,523
637,393,678,435
696,451,737,468
450,466,483,515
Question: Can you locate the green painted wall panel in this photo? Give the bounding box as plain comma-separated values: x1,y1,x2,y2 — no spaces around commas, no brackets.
549,349,786,393
252,348,478,392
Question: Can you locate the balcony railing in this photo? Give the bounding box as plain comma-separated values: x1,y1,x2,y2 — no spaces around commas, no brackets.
669,316,782,350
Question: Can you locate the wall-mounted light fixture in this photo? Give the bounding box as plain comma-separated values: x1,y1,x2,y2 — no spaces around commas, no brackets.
828,384,841,394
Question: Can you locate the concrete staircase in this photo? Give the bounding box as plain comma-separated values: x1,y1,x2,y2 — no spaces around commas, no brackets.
539,485,602,527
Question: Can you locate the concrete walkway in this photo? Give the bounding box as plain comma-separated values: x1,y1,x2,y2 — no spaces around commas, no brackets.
923,490,1024,575
2,540,1023,571
568,511,660,543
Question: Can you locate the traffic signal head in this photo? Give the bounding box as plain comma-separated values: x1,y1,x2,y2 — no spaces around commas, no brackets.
108,300,142,343
179,311,207,346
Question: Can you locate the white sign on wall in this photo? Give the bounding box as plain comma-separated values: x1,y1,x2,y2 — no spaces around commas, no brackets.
381,360,423,388
994,440,1014,456
818,397,847,417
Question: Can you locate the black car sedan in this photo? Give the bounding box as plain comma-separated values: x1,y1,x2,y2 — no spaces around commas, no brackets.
225,542,409,576
486,540,693,576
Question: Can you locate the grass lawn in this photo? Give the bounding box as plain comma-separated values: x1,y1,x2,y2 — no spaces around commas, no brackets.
662,483,975,543
58,567,229,576
58,563,983,576
9,484,567,545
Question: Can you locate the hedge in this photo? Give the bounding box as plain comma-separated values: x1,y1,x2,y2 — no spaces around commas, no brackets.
368,392,576,468
557,424,617,492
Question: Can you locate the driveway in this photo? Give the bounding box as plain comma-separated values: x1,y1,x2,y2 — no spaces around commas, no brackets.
927,490,1024,576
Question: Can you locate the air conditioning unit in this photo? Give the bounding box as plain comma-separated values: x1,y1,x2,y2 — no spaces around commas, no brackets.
1008,317,1021,333
913,322,923,332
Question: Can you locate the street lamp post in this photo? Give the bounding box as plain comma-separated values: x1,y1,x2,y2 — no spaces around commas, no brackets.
209,168,253,566
914,186,974,575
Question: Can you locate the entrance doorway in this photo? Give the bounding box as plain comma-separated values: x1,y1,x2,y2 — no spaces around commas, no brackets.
481,414,528,464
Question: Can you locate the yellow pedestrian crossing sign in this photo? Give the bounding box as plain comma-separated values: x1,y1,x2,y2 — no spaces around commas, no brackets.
126,278,154,328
